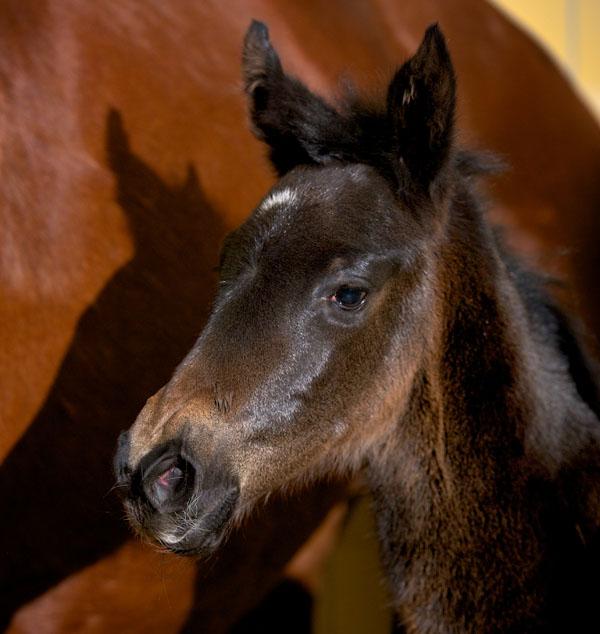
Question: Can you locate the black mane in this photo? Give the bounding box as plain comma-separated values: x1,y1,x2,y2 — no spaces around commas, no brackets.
499,239,600,418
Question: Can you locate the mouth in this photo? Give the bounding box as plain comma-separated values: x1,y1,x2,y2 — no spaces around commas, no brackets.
116,438,241,556
137,484,240,556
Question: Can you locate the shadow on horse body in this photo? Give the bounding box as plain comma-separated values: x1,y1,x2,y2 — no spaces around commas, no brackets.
117,23,600,632
0,110,224,627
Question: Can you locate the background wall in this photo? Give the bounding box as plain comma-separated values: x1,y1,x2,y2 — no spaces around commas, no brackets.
492,0,600,117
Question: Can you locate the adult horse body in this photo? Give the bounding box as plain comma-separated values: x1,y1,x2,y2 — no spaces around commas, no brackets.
3,1,600,631
117,22,600,632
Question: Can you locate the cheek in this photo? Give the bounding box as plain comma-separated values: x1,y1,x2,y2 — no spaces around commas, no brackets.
225,284,431,478
321,300,428,436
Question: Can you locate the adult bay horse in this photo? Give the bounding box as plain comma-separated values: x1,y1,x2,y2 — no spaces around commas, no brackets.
2,1,600,632
117,22,600,632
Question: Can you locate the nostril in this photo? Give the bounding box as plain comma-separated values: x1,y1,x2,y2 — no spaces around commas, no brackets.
143,454,196,512
157,465,184,489
151,463,186,507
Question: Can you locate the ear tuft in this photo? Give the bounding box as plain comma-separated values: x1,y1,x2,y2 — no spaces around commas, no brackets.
387,24,456,192
242,21,283,101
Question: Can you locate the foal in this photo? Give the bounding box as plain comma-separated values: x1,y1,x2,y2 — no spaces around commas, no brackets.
116,22,600,631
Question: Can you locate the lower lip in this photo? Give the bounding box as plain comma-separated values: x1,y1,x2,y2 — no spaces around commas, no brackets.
161,487,239,554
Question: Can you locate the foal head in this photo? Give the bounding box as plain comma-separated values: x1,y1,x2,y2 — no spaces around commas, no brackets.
116,22,462,554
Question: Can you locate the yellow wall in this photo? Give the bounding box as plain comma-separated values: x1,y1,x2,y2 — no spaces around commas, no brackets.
314,498,391,634
491,0,600,117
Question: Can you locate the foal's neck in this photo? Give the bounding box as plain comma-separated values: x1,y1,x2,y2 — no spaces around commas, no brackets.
368,189,599,632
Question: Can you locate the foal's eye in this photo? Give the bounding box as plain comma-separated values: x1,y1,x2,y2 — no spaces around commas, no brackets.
332,286,368,310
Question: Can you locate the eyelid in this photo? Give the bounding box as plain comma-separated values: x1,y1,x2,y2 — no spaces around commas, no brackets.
325,271,371,286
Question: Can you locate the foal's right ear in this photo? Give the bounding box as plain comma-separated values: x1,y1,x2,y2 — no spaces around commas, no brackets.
242,20,348,175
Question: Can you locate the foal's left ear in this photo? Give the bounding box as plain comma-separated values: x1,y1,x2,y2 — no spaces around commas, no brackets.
387,25,456,192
